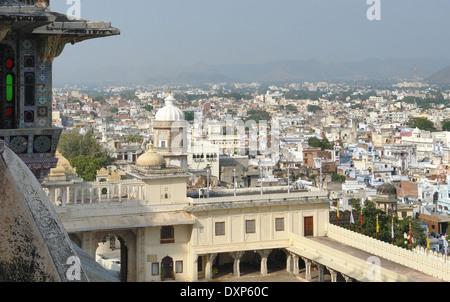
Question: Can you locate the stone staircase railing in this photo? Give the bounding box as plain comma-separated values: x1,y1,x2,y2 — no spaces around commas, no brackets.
326,223,450,281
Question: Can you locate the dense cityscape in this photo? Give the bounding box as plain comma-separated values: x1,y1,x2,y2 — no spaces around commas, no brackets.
1,0,449,286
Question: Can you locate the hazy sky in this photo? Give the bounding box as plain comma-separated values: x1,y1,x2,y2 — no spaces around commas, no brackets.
51,0,450,71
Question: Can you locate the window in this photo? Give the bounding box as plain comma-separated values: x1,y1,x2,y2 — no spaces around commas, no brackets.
275,217,284,231
160,226,174,244
152,263,159,276
175,261,183,273
215,221,225,236
246,219,256,234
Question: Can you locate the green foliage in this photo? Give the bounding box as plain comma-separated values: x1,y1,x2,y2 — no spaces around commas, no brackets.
110,107,119,114
58,129,115,181
244,109,271,122
143,105,153,112
307,104,323,113
331,172,345,182
406,117,436,132
307,137,332,150
124,133,143,144
119,90,138,101
280,104,298,112
184,111,195,121
442,120,450,131
69,155,106,182
348,199,426,248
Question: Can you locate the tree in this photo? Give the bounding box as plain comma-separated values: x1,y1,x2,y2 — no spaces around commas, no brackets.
184,111,194,121
143,105,153,112
349,199,426,248
307,137,332,150
58,129,115,181
442,120,450,131
307,105,322,113
406,117,436,132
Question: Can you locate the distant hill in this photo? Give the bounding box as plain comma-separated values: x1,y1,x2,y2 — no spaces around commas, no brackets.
53,58,450,87
425,65,450,84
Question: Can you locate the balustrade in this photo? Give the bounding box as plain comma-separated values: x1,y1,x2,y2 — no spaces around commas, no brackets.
326,223,450,281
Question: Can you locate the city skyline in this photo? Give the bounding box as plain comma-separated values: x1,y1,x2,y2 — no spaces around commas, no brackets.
52,0,450,84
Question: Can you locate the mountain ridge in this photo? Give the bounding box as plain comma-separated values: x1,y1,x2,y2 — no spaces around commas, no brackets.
53,58,450,87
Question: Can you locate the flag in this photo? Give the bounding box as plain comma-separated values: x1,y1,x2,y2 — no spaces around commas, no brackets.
427,232,430,250
409,222,412,249
444,234,448,254
376,214,379,239
442,234,448,255
376,214,379,233
360,208,363,233
337,205,339,219
391,217,394,244
350,210,355,224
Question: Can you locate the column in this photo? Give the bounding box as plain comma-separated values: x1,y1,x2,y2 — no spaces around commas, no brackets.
119,183,122,202
193,255,199,281
205,253,217,280
302,257,312,281
230,251,245,277
316,263,324,282
343,275,353,282
328,267,338,282
62,187,67,206
292,254,299,275
89,188,93,203
286,253,292,273
49,188,55,206
257,249,271,275
136,228,146,281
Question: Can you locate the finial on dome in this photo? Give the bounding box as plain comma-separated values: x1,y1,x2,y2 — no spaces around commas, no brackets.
148,142,154,151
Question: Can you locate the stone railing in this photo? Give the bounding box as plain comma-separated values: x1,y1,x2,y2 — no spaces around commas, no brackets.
190,190,328,205
326,223,450,281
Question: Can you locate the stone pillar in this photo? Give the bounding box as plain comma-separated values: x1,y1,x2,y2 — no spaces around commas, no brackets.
317,263,324,282
205,253,217,279
343,275,353,282
230,251,245,277
136,228,145,281
193,255,199,281
292,254,299,275
328,267,338,282
286,253,292,273
62,187,67,206
302,257,312,281
49,188,55,206
119,183,122,202
257,249,271,275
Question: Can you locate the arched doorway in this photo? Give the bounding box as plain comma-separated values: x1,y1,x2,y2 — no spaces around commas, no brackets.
96,234,128,282
267,249,286,273
161,256,174,280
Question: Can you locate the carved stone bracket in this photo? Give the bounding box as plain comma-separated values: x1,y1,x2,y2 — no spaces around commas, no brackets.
0,26,11,42
36,34,76,63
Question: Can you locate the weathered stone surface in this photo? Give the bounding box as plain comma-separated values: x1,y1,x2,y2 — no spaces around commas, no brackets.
0,143,89,281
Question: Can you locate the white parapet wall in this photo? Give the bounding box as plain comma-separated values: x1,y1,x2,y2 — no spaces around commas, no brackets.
326,223,450,281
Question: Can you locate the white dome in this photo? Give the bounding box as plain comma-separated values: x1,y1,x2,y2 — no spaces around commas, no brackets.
155,94,185,121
